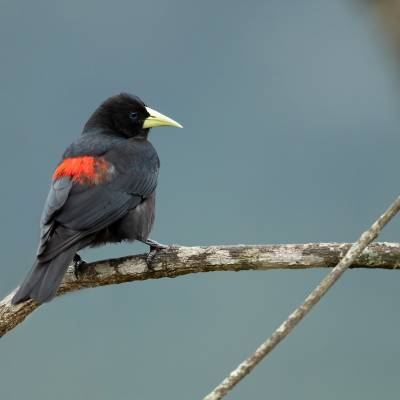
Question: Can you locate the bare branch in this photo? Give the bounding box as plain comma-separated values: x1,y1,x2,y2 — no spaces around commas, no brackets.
1,241,400,338
202,197,400,400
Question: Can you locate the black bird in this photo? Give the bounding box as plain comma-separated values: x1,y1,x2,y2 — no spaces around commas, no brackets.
12,93,182,304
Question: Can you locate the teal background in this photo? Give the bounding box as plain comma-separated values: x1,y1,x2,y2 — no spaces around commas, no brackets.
1,1,400,398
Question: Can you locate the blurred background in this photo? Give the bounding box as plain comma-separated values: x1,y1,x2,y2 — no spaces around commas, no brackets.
1,0,400,398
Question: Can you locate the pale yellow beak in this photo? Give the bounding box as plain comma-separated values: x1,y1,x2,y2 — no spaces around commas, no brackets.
143,106,183,129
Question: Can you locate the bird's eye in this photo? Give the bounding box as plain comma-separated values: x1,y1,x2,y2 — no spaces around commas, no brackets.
129,111,138,121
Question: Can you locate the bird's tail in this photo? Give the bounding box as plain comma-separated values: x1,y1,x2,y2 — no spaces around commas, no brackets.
12,245,79,305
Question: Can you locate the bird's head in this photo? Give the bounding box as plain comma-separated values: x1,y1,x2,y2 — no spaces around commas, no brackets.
83,93,182,138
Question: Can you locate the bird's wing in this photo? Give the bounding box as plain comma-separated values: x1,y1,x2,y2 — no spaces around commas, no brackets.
37,147,159,261
37,177,73,257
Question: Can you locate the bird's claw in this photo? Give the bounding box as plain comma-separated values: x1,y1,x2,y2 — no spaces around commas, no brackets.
73,254,88,279
144,239,168,270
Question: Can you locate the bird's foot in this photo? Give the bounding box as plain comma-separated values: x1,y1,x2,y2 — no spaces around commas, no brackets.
144,238,168,250
73,254,88,279
143,239,168,269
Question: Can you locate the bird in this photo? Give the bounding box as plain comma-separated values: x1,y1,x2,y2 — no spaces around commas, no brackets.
12,93,182,305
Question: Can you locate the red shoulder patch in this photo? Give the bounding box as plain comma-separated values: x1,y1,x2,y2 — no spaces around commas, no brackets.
53,156,112,184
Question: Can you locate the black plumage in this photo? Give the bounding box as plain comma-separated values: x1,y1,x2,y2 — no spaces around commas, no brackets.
12,93,181,304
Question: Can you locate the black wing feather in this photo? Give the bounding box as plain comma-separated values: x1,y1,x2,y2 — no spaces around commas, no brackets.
37,177,72,257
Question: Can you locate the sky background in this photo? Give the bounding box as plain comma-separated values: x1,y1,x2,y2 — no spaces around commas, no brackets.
1,0,400,399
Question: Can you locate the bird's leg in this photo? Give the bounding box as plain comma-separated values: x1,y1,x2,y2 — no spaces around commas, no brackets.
140,238,168,268
73,253,88,278
144,238,168,250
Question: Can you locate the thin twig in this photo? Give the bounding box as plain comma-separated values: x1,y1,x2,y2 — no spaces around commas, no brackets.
202,195,400,400
2,241,400,337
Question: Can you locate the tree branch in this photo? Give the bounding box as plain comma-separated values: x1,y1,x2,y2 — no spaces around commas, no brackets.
365,0,400,60
202,196,400,400
1,241,400,338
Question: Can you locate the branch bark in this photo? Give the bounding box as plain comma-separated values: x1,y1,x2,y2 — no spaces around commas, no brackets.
1,241,400,338
202,196,400,400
